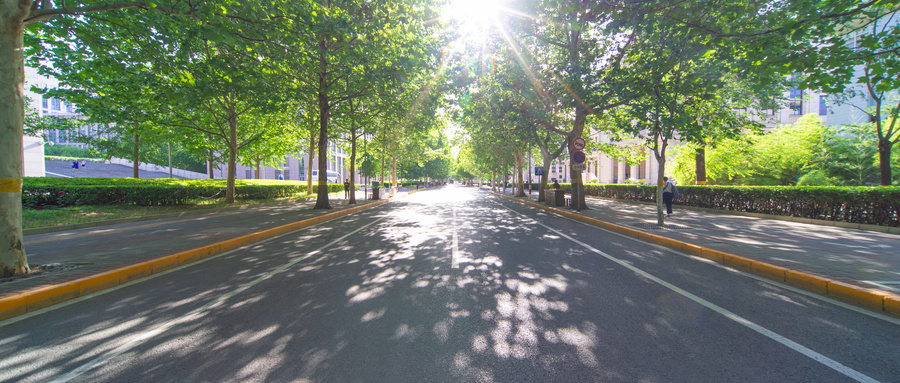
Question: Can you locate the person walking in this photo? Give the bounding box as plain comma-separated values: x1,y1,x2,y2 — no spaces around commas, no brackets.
72,160,79,170
343,178,351,199
662,176,676,217
81,159,86,169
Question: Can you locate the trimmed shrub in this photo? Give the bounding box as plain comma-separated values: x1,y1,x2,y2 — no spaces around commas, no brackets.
22,178,343,207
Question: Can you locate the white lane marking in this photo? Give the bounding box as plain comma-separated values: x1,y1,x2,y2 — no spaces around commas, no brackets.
451,206,460,268
50,217,385,383
498,203,880,383
509,198,900,325
45,171,72,178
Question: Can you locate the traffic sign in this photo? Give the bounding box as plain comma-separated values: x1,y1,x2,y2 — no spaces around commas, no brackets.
534,166,544,176
572,150,586,164
572,163,586,171
572,137,586,150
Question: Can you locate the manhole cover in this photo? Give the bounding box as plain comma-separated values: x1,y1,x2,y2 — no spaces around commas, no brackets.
622,222,694,230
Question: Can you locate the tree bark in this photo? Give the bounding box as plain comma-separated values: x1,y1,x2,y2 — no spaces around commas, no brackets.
568,107,589,210
207,149,215,179
0,4,30,276
878,138,893,186
516,148,526,197
314,42,332,209
307,129,315,195
349,113,358,204
226,104,238,204
132,133,140,178
695,144,707,185
653,135,669,226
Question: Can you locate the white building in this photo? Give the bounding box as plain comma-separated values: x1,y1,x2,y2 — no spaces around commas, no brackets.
212,141,362,184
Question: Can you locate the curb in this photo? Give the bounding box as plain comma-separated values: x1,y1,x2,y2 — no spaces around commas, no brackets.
1,198,391,322
489,191,900,317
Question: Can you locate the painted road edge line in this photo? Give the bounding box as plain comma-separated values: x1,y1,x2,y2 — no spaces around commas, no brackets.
488,190,900,317
0,199,392,322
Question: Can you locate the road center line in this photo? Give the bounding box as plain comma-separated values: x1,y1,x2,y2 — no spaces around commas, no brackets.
451,206,460,268
497,202,879,383
51,217,385,383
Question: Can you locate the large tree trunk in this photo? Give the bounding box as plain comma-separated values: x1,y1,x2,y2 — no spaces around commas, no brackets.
349,125,358,204
878,138,893,186
132,134,140,178
568,107,589,210
307,129,315,195
516,148,526,197
225,103,238,204
695,144,707,185
314,44,332,209
0,7,30,277
255,158,261,179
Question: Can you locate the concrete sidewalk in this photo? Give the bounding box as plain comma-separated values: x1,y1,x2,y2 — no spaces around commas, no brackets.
488,186,900,315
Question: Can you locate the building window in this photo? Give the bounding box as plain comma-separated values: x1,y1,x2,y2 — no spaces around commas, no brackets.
51,98,61,110
819,96,828,115
789,88,803,115
42,98,48,109
66,103,74,113
284,170,290,180
245,170,252,179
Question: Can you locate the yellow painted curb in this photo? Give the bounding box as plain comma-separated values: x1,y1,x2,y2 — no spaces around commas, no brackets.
0,199,392,322
489,191,900,316
751,262,787,282
827,280,886,312
885,295,900,316
784,270,829,294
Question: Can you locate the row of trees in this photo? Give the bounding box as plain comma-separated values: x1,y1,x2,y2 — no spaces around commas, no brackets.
452,1,899,226
1,0,459,277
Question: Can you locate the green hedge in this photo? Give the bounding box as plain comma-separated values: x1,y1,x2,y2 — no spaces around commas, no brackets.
524,183,900,227
22,178,347,207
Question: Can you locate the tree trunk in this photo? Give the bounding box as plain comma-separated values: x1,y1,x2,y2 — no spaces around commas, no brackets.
307,129,315,195
132,134,140,178
568,108,589,210
349,122,358,204
0,8,30,277
653,138,669,226
695,144,707,185
226,105,238,204
207,149,215,179
314,47,332,209
516,148,526,197
878,138,893,186
255,158,261,179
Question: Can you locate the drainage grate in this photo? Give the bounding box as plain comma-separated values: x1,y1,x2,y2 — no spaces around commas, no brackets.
622,222,694,230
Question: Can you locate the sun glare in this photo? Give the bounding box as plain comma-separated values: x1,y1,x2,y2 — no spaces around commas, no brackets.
444,0,505,37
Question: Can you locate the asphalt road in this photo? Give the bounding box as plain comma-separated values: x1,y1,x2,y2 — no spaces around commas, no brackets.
2,185,899,382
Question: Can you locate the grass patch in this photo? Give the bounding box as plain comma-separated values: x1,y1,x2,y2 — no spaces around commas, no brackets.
22,193,323,229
